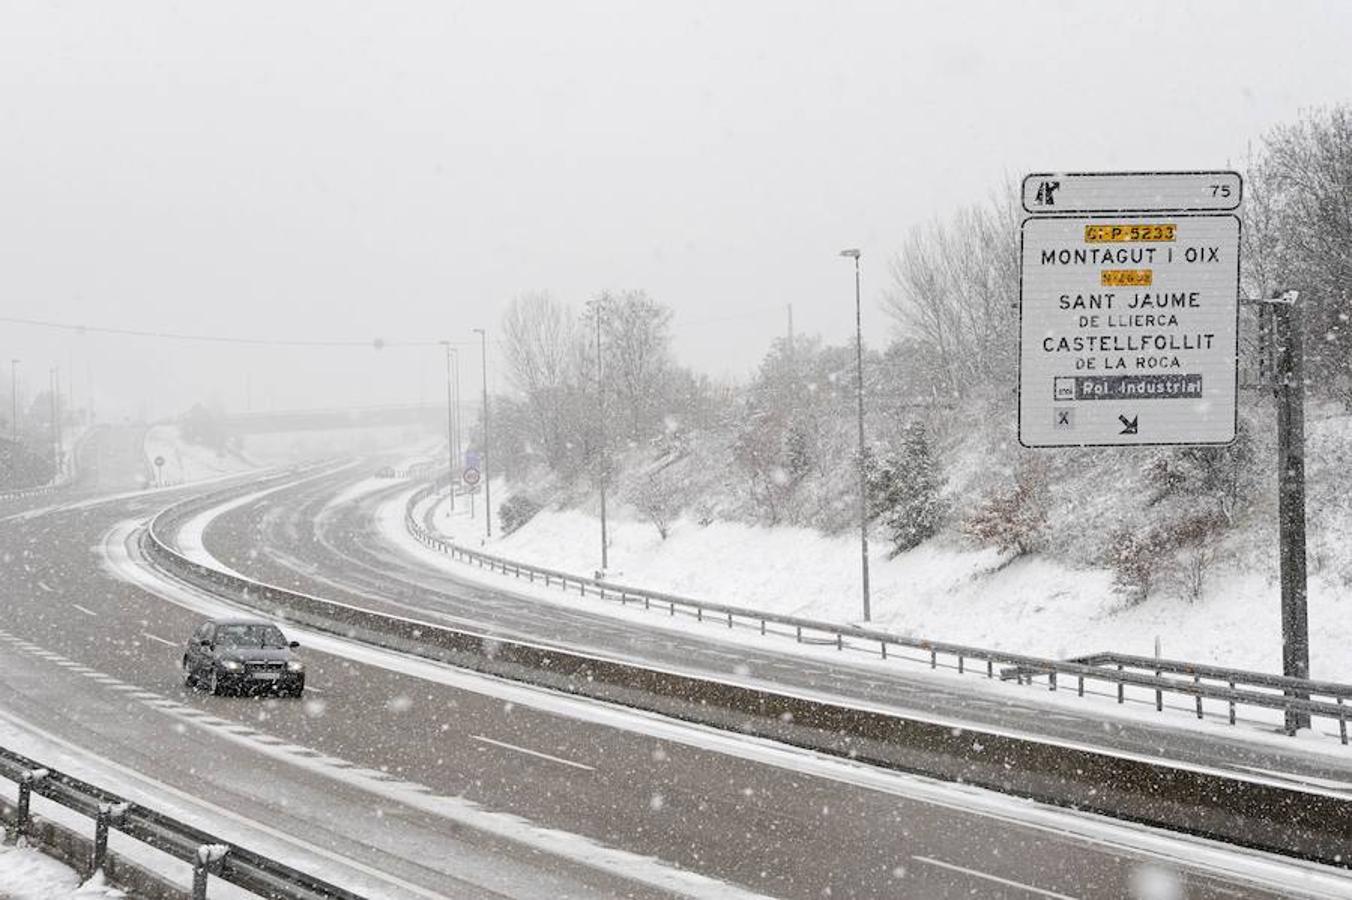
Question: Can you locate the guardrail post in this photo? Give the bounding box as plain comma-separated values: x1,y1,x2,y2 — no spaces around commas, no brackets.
1077,675,1084,697
192,844,229,900
930,649,937,669
1228,681,1236,725
957,654,964,674
728,611,734,629
1048,671,1057,692
1117,664,1125,704
89,802,127,876
15,768,48,841
879,639,886,659
1194,673,1204,719
836,633,842,651
986,659,993,678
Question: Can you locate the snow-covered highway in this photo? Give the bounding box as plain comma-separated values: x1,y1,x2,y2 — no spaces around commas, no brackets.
15,453,1334,897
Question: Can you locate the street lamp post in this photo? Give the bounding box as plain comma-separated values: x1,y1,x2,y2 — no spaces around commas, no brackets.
448,340,465,508
473,328,491,538
594,299,608,573
10,359,19,445
839,249,871,622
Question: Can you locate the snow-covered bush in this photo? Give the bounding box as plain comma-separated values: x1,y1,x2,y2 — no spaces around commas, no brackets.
625,466,683,539
499,494,544,535
962,460,1049,558
1107,512,1227,606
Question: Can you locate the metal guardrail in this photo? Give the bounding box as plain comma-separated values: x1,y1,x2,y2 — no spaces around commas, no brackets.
0,744,364,899
0,484,56,502
402,483,1352,744
138,482,1352,867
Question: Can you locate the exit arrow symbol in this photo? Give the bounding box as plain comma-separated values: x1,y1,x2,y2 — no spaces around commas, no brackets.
1118,414,1139,435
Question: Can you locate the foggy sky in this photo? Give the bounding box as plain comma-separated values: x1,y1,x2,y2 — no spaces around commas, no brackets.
3,1,1350,421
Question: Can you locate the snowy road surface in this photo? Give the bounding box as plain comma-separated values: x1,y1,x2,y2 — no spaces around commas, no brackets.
0,444,1347,898
199,466,1352,793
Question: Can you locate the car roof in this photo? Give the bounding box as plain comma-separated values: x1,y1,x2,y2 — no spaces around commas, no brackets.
205,618,279,627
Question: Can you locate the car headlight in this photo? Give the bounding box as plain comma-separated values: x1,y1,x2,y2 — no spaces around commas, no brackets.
219,660,243,672
286,660,304,673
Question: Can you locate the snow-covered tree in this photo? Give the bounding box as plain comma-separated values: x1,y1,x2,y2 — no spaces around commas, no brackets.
869,423,945,555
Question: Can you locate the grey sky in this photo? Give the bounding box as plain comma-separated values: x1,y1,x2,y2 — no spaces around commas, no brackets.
3,1,1349,419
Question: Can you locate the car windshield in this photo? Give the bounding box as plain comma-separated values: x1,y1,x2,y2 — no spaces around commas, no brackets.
214,625,288,650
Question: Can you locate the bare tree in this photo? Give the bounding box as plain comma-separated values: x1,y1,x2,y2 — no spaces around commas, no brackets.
501,292,582,469
882,189,1020,400
595,290,674,441
1251,106,1352,406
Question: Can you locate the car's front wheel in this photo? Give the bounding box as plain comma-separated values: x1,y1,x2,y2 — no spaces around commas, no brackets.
181,657,195,688
207,669,222,696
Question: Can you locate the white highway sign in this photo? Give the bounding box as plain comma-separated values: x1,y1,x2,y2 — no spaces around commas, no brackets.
1018,212,1240,447
1022,171,1242,214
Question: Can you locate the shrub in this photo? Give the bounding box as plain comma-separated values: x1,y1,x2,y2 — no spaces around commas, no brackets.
1106,512,1227,606
499,494,543,535
963,460,1049,558
626,467,683,539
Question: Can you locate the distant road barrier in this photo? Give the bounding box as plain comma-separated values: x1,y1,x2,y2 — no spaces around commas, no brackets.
0,743,363,900
401,483,1352,747
138,477,1352,867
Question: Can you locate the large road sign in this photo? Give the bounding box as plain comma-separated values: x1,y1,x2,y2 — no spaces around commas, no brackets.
1019,172,1241,447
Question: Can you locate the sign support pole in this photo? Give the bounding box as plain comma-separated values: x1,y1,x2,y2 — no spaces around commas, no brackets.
1272,290,1310,732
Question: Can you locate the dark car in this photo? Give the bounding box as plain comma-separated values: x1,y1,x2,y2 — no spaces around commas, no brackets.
182,618,305,697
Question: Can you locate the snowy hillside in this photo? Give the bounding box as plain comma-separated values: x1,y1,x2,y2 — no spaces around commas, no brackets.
419,397,1352,681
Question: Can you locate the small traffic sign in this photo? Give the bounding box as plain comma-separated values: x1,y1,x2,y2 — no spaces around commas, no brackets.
154,456,165,468
462,467,481,486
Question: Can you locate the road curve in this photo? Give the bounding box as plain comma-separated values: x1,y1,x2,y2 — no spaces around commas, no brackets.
200,465,1352,798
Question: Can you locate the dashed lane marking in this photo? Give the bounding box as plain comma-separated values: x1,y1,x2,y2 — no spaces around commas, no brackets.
471,734,596,772
912,855,1081,899
0,627,765,900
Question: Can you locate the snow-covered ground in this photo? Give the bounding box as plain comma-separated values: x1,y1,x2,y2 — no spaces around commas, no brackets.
0,843,124,900
417,481,1352,683
143,425,257,486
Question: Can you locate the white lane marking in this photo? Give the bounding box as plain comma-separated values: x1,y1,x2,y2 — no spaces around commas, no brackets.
71,604,98,617
0,707,446,900
0,621,767,900
100,520,1352,899
912,856,1081,899
304,686,324,694
471,735,596,772
141,632,177,648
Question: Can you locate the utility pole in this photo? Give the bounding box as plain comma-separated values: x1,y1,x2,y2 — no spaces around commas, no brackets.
839,249,871,622
473,328,491,538
595,298,609,573
1272,289,1310,732
448,343,465,508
